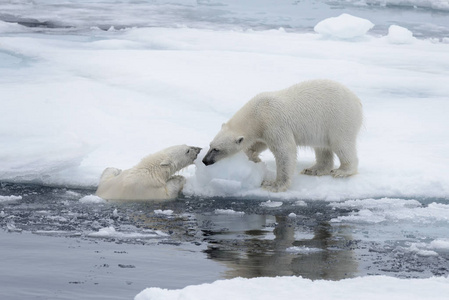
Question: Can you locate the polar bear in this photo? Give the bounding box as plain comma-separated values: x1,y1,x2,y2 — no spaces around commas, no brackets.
202,79,363,192
96,145,201,200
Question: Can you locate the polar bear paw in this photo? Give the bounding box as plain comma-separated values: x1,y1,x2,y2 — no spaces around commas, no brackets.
301,167,331,176
261,180,288,193
166,175,186,197
330,168,356,178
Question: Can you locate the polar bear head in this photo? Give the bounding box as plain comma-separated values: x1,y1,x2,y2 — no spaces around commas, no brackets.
202,124,245,166
159,145,202,172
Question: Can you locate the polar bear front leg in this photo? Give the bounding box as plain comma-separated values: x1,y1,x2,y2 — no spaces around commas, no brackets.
245,141,268,163
262,138,297,192
165,175,186,199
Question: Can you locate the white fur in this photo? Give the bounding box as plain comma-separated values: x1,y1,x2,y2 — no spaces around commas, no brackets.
96,145,201,200
202,79,363,192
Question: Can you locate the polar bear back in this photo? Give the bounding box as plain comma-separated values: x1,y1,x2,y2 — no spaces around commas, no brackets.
230,79,362,148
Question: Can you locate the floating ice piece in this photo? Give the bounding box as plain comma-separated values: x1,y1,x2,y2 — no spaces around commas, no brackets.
0,195,22,202
429,239,449,250
387,25,416,44
286,246,322,254
314,13,374,39
330,198,449,224
288,213,297,218
214,209,245,216
294,200,307,207
154,209,174,216
88,226,168,239
408,243,439,257
260,200,283,208
79,194,106,204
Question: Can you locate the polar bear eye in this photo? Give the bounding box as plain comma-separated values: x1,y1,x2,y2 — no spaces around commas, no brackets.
212,148,219,153
186,149,190,154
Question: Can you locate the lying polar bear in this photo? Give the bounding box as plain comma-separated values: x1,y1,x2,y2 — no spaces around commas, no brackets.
96,145,201,201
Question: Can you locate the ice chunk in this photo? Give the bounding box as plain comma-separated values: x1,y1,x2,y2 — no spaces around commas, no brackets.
429,239,449,250
286,246,322,254
314,13,374,39
154,209,174,216
387,25,416,44
214,209,245,216
88,226,168,239
260,200,283,208
294,200,307,207
0,195,22,202
185,150,267,197
79,195,106,204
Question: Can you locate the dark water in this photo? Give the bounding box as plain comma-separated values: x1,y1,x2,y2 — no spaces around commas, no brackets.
1,182,449,299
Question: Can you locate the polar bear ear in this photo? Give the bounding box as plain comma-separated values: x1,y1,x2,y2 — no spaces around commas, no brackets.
236,136,244,144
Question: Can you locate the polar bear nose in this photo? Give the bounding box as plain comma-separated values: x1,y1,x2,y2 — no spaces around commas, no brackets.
202,153,215,166
193,147,202,154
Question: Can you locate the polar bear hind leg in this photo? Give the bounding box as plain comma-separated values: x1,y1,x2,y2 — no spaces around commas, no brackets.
302,148,334,176
330,142,358,177
99,167,122,184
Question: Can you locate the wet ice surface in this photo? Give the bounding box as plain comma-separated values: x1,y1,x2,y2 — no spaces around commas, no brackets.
1,183,449,299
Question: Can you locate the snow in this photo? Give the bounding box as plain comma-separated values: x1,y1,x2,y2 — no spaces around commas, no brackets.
314,13,375,39
135,276,449,300
387,25,416,44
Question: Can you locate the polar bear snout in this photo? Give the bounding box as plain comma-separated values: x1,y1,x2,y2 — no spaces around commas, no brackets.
202,149,217,166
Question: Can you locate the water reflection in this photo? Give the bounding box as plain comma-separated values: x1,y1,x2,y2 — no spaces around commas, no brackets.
199,214,358,280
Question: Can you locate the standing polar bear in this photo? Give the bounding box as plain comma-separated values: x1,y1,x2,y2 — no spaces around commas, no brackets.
202,79,363,192
96,145,201,200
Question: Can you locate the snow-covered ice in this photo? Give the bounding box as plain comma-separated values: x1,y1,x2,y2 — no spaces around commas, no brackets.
1,23,448,200
135,276,449,300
